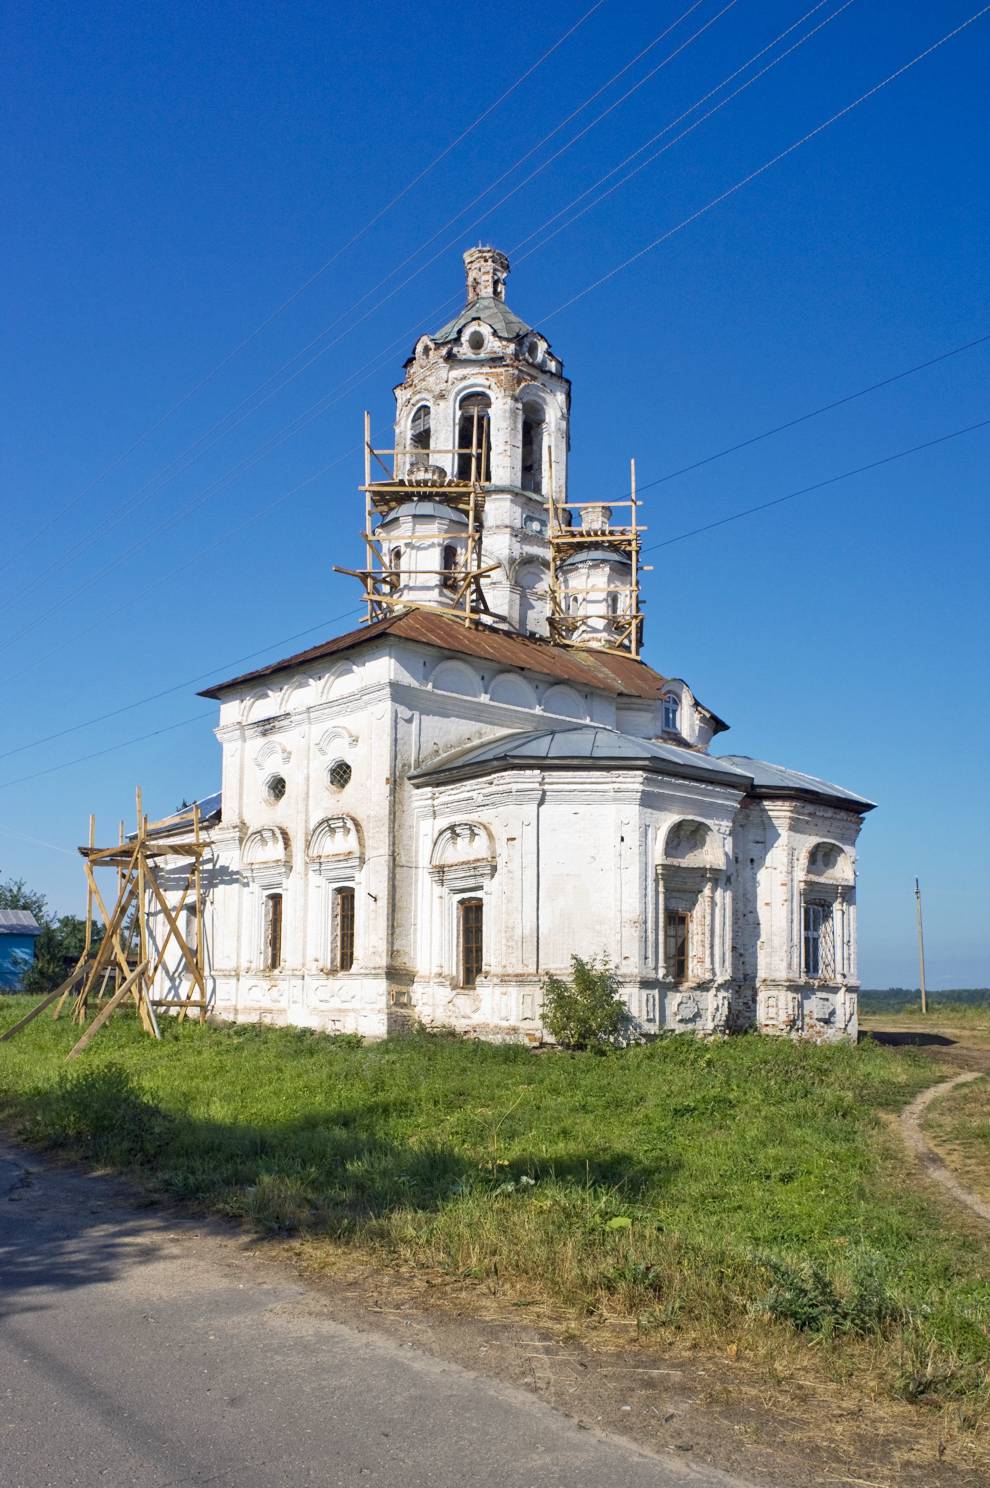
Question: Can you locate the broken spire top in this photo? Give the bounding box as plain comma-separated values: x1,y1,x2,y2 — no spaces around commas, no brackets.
464,246,509,304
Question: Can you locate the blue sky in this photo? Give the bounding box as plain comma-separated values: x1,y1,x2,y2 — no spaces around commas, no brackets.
3,0,988,986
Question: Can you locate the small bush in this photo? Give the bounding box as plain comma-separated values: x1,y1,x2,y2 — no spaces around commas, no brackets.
541,955,629,1050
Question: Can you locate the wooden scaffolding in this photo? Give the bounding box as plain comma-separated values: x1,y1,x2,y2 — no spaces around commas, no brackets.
335,411,497,626
546,457,647,658
0,789,209,1059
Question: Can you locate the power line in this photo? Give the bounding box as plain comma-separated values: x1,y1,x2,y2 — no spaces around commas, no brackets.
4,412,985,790
0,3,714,621
0,4,743,647
0,1,606,581
0,823,77,857
643,415,990,552
628,330,990,498
0,607,364,765
4,10,985,763
512,0,854,264
0,714,213,793
540,4,990,325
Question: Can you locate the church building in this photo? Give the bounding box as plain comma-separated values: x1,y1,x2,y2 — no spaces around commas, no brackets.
148,247,873,1043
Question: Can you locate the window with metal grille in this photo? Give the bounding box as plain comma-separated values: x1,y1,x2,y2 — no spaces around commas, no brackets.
334,886,355,972
664,910,690,983
459,898,484,988
803,901,835,979
328,759,352,791
263,892,283,971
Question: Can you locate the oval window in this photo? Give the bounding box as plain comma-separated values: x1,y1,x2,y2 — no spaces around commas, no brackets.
328,759,352,791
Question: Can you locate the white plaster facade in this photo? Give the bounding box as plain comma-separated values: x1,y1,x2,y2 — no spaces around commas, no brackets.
146,248,873,1044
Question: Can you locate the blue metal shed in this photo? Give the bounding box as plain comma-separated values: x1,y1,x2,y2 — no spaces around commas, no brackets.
0,909,42,989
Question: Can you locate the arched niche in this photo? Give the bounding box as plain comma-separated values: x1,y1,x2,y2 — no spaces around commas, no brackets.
803,840,854,886
279,678,310,715
318,662,357,704
242,689,278,725
253,739,291,774
659,819,723,871
316,724,358,757
430,658,483,699
242,827,290,874
429,821,497,888
308,815,364,866
542,684,585,720
489,671,538,710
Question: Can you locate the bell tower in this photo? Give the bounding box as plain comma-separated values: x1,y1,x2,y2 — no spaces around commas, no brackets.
386,247,571,635
339,246,642,655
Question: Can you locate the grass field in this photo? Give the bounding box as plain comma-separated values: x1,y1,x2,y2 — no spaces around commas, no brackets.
2,997,989,1430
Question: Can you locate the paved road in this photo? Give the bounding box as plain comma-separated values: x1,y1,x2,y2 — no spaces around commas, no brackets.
0,1144,748,1488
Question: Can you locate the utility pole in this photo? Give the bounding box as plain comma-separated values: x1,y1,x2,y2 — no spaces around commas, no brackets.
914,878,927,1015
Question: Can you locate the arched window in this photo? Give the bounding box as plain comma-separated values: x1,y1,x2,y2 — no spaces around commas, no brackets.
521,402,544,494
442,544,459,591
662,693,679,733
333,886,355,972
459,898,484,988
410,403,431,454
387,546,402,593
457,394,491,482
262,892,283,971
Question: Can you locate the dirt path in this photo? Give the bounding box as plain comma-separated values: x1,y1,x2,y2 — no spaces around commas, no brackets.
900,1072,990,1226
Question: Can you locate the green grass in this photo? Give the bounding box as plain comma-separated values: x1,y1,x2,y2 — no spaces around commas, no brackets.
2,998,989,1421
861,988,990,1016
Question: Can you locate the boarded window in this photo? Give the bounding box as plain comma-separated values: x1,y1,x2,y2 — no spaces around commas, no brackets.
665,911,689,983
263,892,283,971
456,396,491,482
803,901,834,979
459,898,484,988
334,886,355,972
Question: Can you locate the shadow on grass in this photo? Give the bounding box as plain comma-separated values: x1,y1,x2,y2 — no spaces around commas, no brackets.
1,1064,676,1312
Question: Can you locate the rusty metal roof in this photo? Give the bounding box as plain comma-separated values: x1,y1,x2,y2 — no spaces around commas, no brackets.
198,610,706,711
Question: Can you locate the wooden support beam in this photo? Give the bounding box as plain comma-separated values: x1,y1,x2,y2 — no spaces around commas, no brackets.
0,960,87,1043
65,960,149,1061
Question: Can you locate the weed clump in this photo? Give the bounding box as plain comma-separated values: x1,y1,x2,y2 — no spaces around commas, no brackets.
758,1248,903,1337
541,955,629,1050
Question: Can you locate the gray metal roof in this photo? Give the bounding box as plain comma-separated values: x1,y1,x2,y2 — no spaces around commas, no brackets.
560,548,633,569
142,791,223,841
410,724,747,788
0,909,41,934
433,296,533,344
410,727,874,812
717,756,875,809
378,501,469,526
